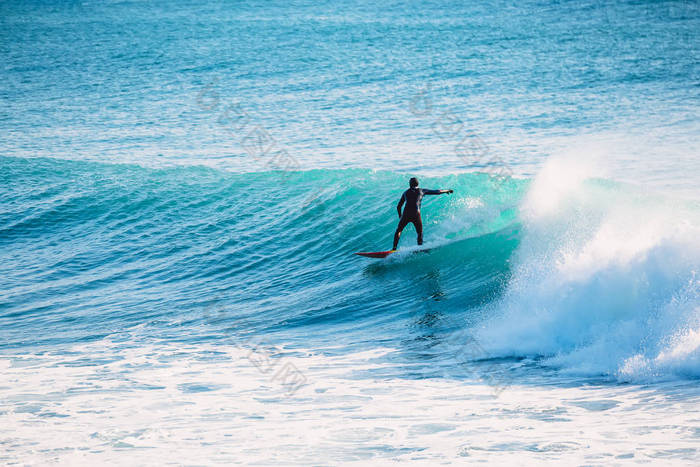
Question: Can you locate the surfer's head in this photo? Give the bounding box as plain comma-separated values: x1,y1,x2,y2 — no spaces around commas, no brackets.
409,177,419,188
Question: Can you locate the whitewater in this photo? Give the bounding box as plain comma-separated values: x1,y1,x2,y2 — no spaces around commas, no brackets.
2,0,699,464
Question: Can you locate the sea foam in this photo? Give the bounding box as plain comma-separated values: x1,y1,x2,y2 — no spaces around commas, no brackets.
478,156,700,381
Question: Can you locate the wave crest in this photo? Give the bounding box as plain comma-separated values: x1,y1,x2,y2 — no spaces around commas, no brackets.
479,157,700,381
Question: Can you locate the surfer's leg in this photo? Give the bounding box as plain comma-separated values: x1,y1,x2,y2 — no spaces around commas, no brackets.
413,216,423,245
393,217,409,250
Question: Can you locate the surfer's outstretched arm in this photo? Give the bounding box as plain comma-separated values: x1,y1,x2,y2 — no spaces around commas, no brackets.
397,192,405,217
423,189,454,195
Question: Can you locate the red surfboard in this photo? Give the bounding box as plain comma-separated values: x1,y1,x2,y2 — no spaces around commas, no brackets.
354,250,396,258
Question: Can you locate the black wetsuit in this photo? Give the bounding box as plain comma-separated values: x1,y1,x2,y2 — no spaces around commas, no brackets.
393,187,442,249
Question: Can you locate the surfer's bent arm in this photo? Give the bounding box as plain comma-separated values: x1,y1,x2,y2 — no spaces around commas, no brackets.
397,193,405,217
423,189,454,195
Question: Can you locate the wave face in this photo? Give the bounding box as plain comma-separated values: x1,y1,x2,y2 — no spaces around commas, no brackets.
1,155,698,382
0,156,523,350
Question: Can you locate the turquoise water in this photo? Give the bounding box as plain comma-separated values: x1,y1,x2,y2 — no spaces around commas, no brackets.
1,156,523,352
1,0,699,463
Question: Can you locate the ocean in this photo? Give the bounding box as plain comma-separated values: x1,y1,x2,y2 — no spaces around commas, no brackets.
1,0,699,464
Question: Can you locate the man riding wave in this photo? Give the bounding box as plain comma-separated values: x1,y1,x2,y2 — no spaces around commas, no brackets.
393,177,453,250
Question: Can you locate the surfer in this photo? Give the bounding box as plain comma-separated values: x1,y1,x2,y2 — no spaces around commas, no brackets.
393,177,453,250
